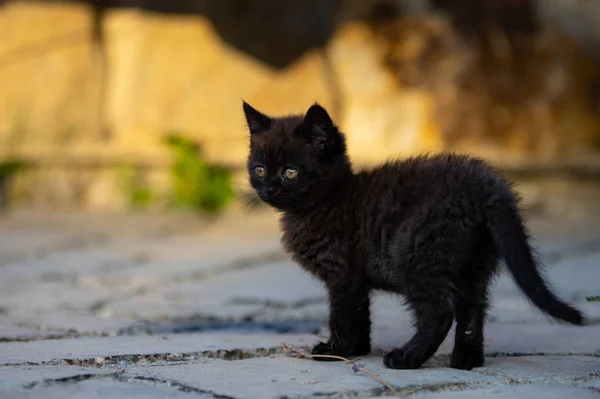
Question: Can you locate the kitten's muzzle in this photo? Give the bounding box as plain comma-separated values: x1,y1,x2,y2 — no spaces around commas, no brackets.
259,188,276,201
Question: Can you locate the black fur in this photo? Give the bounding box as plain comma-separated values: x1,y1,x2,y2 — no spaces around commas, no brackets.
243,101,585,370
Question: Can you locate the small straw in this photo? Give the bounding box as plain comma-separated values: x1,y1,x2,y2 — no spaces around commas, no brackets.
279,343,398,395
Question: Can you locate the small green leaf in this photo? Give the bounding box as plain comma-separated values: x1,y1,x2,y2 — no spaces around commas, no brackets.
163,133,233,214
586,296,600,302
0,159,26,177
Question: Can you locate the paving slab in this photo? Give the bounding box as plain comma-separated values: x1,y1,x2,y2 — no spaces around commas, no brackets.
102,262,324,320
0,231,71,258
0,333,317,365
124,356,502,399
81,238,284,287
0,237,283,317
0,279,130,314
474,356,600,383
0,210,599,398
373,322,600,358
0,365,117,391
584,378,600,390
4,379,203,399
0,325,64,341
403,383,600,399
0,311,138,336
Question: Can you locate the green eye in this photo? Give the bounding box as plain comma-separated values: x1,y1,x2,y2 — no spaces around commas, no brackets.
284,168,298,179
254,166,265,178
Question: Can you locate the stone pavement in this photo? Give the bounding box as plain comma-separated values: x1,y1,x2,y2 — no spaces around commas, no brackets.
0,208,599,399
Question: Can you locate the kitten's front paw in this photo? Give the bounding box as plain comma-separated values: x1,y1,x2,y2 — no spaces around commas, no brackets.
311,342,343,361
383,348,422,370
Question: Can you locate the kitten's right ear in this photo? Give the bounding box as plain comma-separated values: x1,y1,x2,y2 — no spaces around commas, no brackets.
302,103,334,148
243,101,272,135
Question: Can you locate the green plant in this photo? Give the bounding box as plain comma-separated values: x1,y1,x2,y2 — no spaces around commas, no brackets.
0,159,26,208
164,134,234,214
117,164,155,209
0,159,25,178
587,296,600,302
130,187,154,208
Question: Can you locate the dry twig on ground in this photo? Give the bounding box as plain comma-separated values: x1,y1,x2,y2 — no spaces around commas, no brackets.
279,342,398,395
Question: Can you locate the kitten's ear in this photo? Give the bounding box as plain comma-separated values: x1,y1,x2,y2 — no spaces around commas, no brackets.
243,101,272,135
302,103,334,147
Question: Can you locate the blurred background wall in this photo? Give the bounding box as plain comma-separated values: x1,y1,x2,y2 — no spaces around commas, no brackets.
0,0,599,211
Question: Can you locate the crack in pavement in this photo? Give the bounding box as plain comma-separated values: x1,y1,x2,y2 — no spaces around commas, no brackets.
573,372,600,385
0,332,107,343
227,297,326,309
9,367,600,399
390,381,497,398
4,352,599,398
0,313,322,342
23,371,121,389
0,325,112,343
95,252,154,274
2,343,598,368
170,249,290,284
279,381,497,399
18,370,233,398
0,318,321,342
1,347,297,368
283,373,600,399
0,233,110,268
83,248,290,316
117,319,323,336
115,374,235,399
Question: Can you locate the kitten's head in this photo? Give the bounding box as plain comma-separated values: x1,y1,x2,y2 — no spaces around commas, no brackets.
243,102,350,211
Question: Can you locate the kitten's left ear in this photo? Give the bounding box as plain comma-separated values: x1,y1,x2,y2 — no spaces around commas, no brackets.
302,103,334,147
243,101,272,135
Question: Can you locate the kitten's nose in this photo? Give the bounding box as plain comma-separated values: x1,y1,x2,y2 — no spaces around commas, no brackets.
264,188,275,197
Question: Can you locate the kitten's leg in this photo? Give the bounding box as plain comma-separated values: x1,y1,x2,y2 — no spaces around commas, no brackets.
451,299,486,370
451,249,496,370
312,281,371,360
383,301,454,370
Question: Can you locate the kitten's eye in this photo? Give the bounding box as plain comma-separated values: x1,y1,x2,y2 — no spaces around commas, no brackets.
254,166,266,178
284,168,298,180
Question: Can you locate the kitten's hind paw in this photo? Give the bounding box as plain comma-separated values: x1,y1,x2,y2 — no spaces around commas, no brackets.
310,340,371,360
450,348,484,370
351,340,371,357
310,342,344,361
383,348,423,370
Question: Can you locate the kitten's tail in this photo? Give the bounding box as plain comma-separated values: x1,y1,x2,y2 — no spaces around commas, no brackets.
486,199,585,326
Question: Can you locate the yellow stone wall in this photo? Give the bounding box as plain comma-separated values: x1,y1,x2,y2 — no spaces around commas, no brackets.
0,3,99,155
0,1,599,209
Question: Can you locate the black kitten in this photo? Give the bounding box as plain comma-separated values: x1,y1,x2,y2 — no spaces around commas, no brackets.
243,101,585,370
